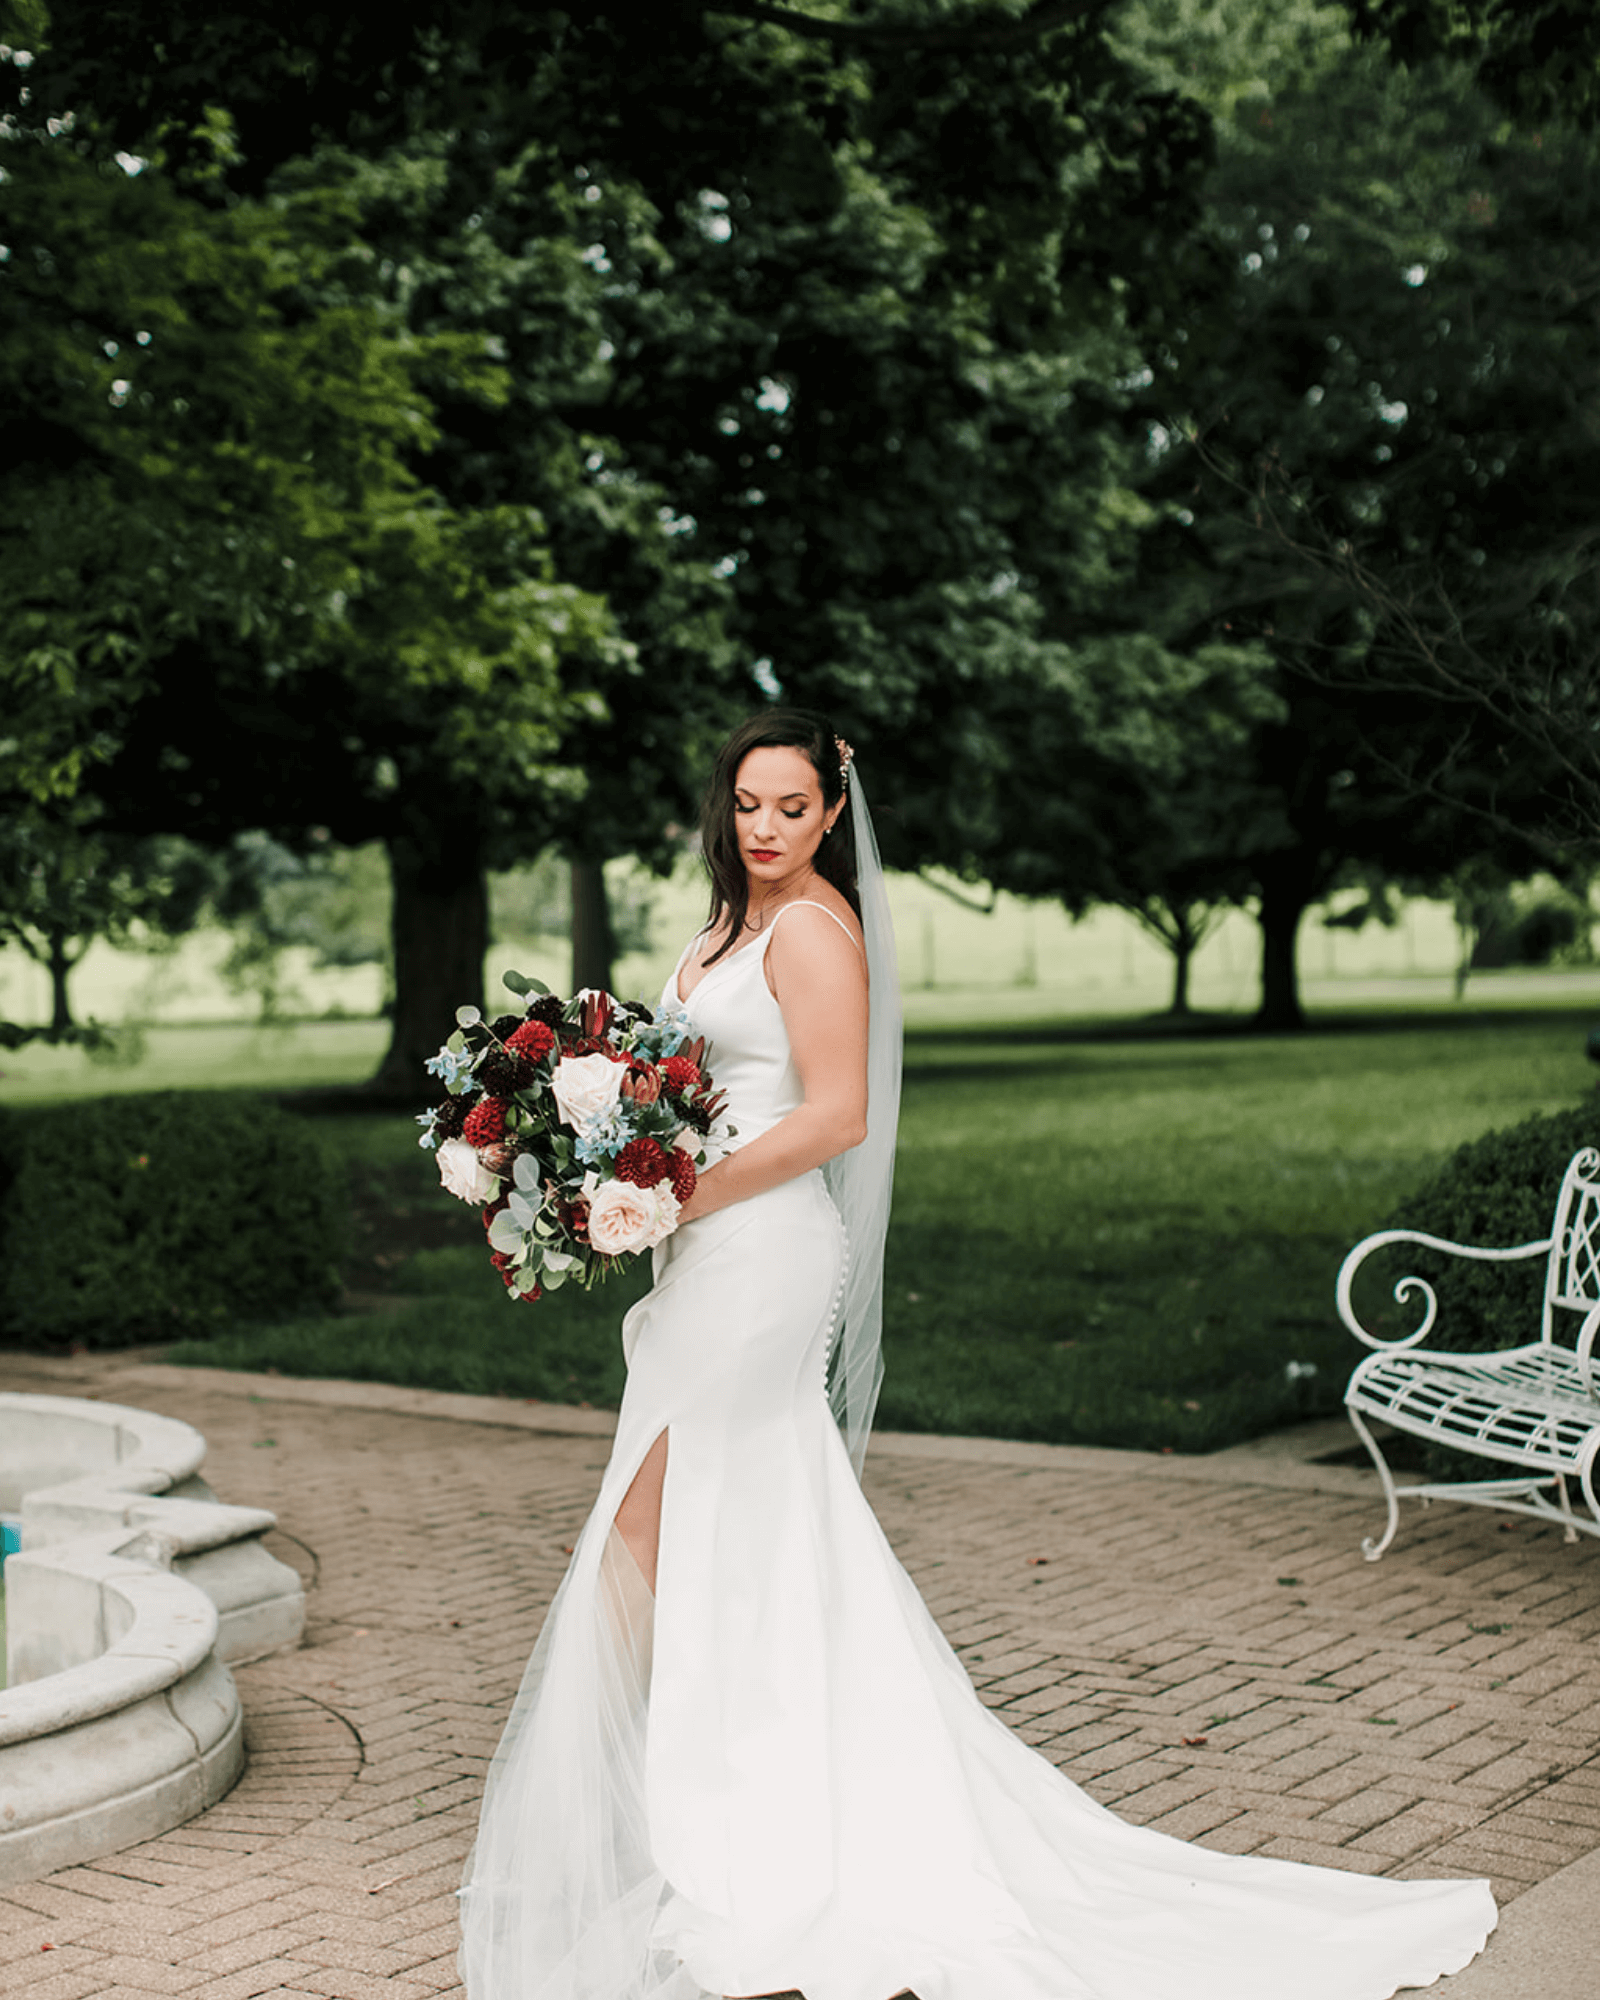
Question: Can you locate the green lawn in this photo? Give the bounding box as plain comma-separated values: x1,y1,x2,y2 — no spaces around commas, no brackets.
138,1004,1599,1453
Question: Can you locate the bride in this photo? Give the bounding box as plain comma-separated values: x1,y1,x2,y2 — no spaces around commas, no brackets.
458,709,1496,2000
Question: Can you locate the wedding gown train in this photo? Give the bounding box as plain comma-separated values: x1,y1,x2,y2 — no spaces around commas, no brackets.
458,908,1495,2000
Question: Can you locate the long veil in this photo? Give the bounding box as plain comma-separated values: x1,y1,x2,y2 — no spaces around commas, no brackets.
822,768,901,1479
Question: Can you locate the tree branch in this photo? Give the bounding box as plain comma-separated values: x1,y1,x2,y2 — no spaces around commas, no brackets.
1182,426,1600,853
701,0,1109,52
916,867,999,914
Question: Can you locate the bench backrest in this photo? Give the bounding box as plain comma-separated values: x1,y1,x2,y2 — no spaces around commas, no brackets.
1543,1145,1600,1344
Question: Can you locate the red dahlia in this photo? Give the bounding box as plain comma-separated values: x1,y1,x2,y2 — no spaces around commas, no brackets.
614,1137,669,1187
507,1019,556,1063
666,1148,697,1206
463,1097,508,1145
661,1055,703,1094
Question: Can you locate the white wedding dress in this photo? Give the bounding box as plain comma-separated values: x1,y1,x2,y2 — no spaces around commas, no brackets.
458,906,1496,2000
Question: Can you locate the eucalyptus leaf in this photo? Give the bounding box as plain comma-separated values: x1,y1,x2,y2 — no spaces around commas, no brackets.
513,1154,542,1192
456,1005,482,1028
507,1190,538,1230
488,1212,526,1254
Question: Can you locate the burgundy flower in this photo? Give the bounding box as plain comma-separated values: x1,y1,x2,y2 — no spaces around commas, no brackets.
614,1137,670,1187
507,1019,557,1063
463,1097,508,1145
666,1149,697,1207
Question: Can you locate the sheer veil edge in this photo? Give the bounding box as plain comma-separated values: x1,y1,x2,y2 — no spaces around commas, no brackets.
823,769,902,1480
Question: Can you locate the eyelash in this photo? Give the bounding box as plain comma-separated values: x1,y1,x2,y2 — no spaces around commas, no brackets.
736,803,806,820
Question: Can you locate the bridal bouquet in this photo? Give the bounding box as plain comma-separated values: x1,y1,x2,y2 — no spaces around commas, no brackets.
416,973,733,1303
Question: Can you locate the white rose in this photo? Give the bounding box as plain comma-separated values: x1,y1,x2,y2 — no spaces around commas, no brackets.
640,1182,682,1250
551,1051,626,1137
437,1137,505,1205
586,1178,681,1257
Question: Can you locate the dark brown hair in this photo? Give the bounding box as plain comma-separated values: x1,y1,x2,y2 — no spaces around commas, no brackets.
700,708,859,964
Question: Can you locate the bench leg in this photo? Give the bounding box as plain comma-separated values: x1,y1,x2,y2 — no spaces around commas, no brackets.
1554,1473,1580,1544
1582,1454,1600,1542
1347,1406,1402,1561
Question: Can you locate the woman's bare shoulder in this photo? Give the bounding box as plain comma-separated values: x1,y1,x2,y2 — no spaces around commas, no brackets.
775,883,863,952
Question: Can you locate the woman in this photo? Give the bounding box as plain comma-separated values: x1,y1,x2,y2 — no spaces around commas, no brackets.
459,709,1495,2000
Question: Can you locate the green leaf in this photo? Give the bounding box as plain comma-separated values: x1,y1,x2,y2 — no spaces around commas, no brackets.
503,968,550,998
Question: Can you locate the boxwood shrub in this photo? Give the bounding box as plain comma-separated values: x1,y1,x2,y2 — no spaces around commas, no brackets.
1371,1104,1600,1356
0,1090,346,1348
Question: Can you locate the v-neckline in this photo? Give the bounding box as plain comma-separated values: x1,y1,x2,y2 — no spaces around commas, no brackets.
675,925,770,1007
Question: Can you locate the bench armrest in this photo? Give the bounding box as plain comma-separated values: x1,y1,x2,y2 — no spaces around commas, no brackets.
1336,1227,1552,1353
1578,1304,1600,1402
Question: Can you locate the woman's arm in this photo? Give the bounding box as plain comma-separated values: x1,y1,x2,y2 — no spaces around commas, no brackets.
675,905,868,1223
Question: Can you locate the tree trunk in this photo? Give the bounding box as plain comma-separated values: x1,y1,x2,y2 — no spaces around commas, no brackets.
570,858,615,995
1254,864,1311,1030
371,833,489,1096
1167,932,1193,1016
47,931,79,1034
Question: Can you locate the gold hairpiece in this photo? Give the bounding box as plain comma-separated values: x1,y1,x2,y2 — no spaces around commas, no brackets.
835,735,855,785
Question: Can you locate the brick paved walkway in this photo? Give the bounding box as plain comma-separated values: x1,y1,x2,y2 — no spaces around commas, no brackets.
4,1354,1599,1999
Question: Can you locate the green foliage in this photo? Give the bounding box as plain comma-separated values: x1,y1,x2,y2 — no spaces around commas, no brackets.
165,1008,1595,1451
0,1091,346,1346
1140,6,1600,862
1344,0,1600,128
1365,1104,1600,1356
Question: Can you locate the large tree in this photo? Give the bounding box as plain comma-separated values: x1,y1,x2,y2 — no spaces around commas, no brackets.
0,73,639,1075
1126,0,1600,868
9,0,1233,1082
1078,0,1585,1019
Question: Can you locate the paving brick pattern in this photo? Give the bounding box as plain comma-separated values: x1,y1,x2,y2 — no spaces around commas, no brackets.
3,1363,1598,1998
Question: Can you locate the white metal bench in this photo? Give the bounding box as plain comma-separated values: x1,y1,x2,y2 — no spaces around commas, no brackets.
1336,1144,1600,1560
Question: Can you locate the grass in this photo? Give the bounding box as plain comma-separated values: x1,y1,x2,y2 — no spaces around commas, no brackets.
140,1003,1600,1454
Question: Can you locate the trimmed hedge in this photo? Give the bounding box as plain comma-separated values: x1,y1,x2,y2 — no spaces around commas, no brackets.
0,1090,346,1348
1371,1104,1600,1355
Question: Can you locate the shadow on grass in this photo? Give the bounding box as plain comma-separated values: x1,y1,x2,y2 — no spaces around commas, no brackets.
908,1002,1600,1053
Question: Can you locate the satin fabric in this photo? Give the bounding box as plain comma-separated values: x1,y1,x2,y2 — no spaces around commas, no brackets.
458,915,1496,2000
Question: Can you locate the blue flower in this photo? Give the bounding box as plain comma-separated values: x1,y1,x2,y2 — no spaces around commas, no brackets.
415,1111,439,1151
424,1045,477,1088
574,1103,635,1165
633,1000,691,1059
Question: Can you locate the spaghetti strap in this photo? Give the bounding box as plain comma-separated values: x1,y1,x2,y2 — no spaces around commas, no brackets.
766,899,864,954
